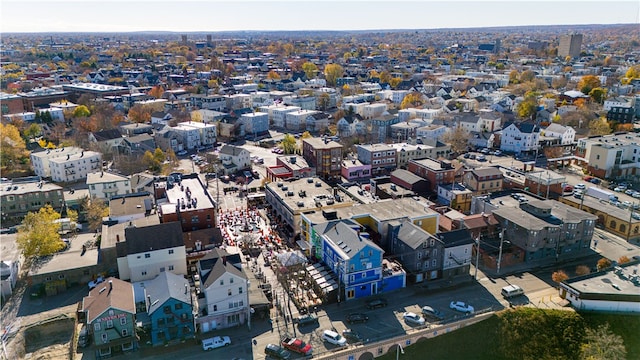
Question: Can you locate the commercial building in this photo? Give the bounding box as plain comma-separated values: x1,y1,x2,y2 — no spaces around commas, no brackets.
575,133,640,180
356,144,397,177
558,34,583,58
155,173,217,232
302,137,343,180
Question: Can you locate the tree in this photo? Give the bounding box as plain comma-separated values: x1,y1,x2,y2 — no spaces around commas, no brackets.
577,75,601,95
84,198,109,232
72,105,91,118
443,127,471,154
323,63,344,87
509,70,520,84
617,255,630,264
301,131,312,139
267,70,280,80
389,77,402,89
317,92,330,111
519,70,536,83
280,134,297,154
575,265,591,276
23,123,41,140
17,205,65,260
128,104,152,123
148,85,165,99
379,70,392,84
400,92,425,109
588,87,607,104
552,270,569,284
302,62,318,79
1,123,28,168
517,95,538,119
143,148,165,172
588,118,612,136
581,323,626,360
597,257,612,271
190,111,203,122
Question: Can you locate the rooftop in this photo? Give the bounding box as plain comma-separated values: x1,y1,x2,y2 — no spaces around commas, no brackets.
158,174,216,215
87,171,129,185
563,262,640,301
0,181,62,196
560,195,640,224
266,177,353,212
303,137,342,150
109,192,154,218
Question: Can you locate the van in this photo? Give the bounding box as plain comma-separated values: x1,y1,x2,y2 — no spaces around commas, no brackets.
501,284,524,298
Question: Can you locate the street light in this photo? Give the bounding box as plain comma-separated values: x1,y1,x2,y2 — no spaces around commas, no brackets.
497,226,509,275
396,343,404,360
474,235,481,280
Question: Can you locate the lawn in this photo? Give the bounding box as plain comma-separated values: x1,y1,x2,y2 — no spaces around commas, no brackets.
377,311,640,360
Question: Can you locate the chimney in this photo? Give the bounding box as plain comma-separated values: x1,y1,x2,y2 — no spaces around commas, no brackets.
66,154,70,160
222,256,227,266
184,284,188,295
108,280,113,294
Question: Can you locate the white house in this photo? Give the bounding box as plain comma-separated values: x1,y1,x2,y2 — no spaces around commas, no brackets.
197,249,250,332
87,171,131,200
218,145,251,174
543,124,576,145
48,150,102,183
171,123,203,150
391,90,410,104
239,112,269,137
362,103,388,119
31,147,85,178
116,222,187,282
0,260,20,302
177,121,217,147
258,105,300,128
285,109,318,132
500,122,540,153
416,124,449,142
603,97,634,112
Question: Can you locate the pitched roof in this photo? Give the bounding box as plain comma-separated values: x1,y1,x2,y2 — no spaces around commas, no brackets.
469,167,503,178
201,254,246,288
396,220,437,249
81,277,135,323
322,220,382,260
437,229,474,248
92,129,123,141
391,169,425,185
117,222,184,257
219,144,247,156
145,271,191,315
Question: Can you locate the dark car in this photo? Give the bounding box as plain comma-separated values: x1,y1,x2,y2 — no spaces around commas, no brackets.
421,305,445,320
295,314,318,327
590,178,601,184
264,343,291,360
463,153,471,159
366,298,388,309
345,313,369,324
342,329,365,343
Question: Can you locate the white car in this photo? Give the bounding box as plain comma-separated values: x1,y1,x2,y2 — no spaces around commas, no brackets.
574,183,586,190
202,336,231,350
449,301,474,314
402,312,425,326
322,329,347,347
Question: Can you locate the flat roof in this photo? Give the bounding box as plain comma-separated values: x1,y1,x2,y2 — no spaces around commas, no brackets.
302,137,342,149
28,234,99,276
87,171,128,185
563,262,640,300
159,176,215,215
62,83,127,92
48,151,101,164
101,215,160,250
560,195,640,224
267,177,353,211
109,193,153,218
0,181,62,196
525,169,566,184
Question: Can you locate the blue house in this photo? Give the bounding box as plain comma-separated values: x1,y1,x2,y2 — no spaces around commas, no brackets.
317,219,404,301
144,271,195,346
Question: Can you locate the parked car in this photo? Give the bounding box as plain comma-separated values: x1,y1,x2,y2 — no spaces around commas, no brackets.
176,150,187,156
264,343,291,360
590,178,601,184
493,150,502,156
202,336,231,350
342,329,365,343
345,313,369,324
322,329,347,347
366,298,388,309
88,276,104,290
463,153,471,159
477,155,487,161
449,301,474,314
633,192,640,199
295,314,318,327
402,312,426,326
469,154,476,160
625,189,635,195
574,183,586,190
421,305,444,320
480,148,490,154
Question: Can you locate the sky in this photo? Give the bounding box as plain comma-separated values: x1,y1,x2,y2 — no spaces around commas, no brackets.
1,0,639,33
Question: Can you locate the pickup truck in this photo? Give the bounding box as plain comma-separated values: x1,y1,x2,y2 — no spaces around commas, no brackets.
281,337,312,356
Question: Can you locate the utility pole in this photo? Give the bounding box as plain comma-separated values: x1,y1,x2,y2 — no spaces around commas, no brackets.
497,226,505,275
474,235,481,280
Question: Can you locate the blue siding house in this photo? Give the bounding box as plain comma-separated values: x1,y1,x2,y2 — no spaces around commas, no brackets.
144,271,195,346
318,219,405,302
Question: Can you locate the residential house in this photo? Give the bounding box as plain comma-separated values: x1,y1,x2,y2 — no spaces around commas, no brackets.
437,183,473,213
143,271,195,346
370,114,400,143
356,144,397,177
387,219,444,283
196,249,250,332
31,147,85,179
575,132,640,179
176,122,217,148
108,192,154,224
607,106,635,123
120,123,153,137
543,124,575,145
408,158,456,192
468,131,495,149
305,112,330,133
154,127,183,153
341,158,371,182
190,94,226,111
0,179,64,225
416,125,448,143
218,145,251,175
302,138,343,180
155,173,217,231
0,260,20,302
87,171,131,200
239,112,269,138
122,133,157,156
79,277,136,358
88,129,125,154
463,167,504,195
437,229,474,278
258,104,300,129
116,222,187,282
389,141,451,169
314,219,404,301
336,114,366,138
171,123,203,150
285,109,319,132
151,111,173,126
48,150,102,183
500,122,540,153
603,96,634,112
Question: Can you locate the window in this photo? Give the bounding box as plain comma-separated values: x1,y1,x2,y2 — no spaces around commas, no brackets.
175,303,183,310
106,320,113,329
141,271,147,276
94,322,101,331
219,280,224,285
228,289,232,296
120,317,127,325
239,287,243,294
145,253,150,258
230,278,234,283
168,265,174,271
158,318,165,326
122,329,128,337
101,333,108,343
213,305,217,312
160,267,165,272
168,249,174,254
432,259,437,267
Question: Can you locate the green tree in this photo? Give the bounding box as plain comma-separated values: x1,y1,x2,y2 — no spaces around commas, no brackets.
323,63,344,86
17,205,65,260
84,198,109,232
581,323,626,360
577,75,601,95
443,126,470,154
23,123,41,140
302,62,318,79
588,87,607,104
588,118,612,136
280,134,297,154
72,105,91,118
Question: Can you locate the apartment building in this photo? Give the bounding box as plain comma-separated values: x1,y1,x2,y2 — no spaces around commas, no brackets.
156,173,217,232
356,144,397,177
87,171,131,200
302,138,343,180
0,179,64,225
576,132,640,179
389,141,452,169
408,158,456,192
463,167,504,195
48,150,102,183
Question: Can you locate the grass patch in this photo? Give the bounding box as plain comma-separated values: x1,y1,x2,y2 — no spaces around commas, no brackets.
377,310,640,360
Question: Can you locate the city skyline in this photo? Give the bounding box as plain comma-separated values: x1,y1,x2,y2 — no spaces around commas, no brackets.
1,0,638,33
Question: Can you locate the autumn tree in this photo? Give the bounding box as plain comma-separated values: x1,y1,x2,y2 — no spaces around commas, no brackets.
551,76,568,90
588,118,612,136
379,71,392,84
143,148,166,172
317,93,330,111
72,105,91,118
577,75,601,95
190,111,203,122
621,65,640,84
551,270,569,285
516,94,538,120
597,257,612,271
400,92,425,109
389,77,402,89
575,265,591,276
443,127,471,154
149,85,165,99
267,70,281,80
519,70,536,83
617,255,630,264
17,205,65,260
84,198,109,232
301,131,312,139
280,134,298,154
0,123,28,168
23,123,42,140
323,63,344,86
588,87,607,104
581,323,626,360
128,104,152,123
